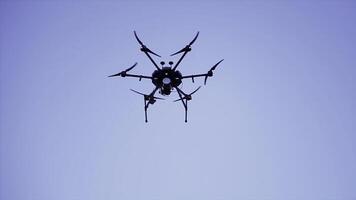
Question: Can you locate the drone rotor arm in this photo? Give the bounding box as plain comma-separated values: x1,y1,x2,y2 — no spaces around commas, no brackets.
133,31,161,70
181,59,223,84
134,31,161,57
181,73,208,80
171,31,199,56
108,62,138,77
124,73,152,80
181,73,213,85
171,31,200,71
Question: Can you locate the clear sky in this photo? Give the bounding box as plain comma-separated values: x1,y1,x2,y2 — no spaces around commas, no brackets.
1,1,356,200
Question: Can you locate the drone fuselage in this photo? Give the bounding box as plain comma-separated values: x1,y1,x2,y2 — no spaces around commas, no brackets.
152,67,182,95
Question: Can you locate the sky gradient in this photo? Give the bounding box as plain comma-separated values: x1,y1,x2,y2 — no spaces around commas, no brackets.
1,1,356,200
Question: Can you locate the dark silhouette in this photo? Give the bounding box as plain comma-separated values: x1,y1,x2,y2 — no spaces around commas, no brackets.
109,31,223,122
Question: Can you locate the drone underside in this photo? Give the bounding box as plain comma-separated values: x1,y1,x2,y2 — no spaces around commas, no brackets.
109,31,223,122
152,67,183,95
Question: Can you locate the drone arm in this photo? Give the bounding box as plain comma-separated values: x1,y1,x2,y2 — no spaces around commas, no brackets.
149,86,159,96
108,63,152,80
182,73,213,85
175,86,188,97
134,31,161,71
122,73,153,80
172,51,189,71
143,51,161,71
171,32,199,71
181,59,223,84
182,73,211,84
182,73,209,79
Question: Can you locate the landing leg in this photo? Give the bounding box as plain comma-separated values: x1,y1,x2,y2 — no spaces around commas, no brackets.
144,87,159,123
144,98,148,123
144,107,148,123
175,87,188,122
185,100,188,123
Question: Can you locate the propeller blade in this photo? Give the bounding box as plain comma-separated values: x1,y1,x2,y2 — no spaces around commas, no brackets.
205,59,223,84
147,49,161,57
130,89,165,100
153,96,165,100
133,31,143,46
134,31,161,57
170,31,200,56
125,62,138,72
130,89,146,96
108,62,137,77
190,86,201,95
174,98,184,102
170,48,186,56
174,86,201,102
210,59,224,71
189,31,200,46
108,72,121,77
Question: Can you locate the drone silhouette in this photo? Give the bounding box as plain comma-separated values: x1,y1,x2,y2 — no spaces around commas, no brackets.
109,31,223,122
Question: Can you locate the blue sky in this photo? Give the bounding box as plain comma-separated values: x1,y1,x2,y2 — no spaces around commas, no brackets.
1,1,356,200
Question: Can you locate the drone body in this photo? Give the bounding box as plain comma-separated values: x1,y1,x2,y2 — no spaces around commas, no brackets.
109,31,223,122
151,66,183,95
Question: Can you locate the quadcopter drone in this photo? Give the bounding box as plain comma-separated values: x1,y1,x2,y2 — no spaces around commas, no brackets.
109,31,223,122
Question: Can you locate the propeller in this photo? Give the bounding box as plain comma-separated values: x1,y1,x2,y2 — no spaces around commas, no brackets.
108,62,138,77
170,32,200,56
174,86,201,102
204,59,224,85
134,31,161,57
130,89,165,100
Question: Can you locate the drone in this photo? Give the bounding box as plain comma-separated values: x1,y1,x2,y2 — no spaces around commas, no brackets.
109,31,223,122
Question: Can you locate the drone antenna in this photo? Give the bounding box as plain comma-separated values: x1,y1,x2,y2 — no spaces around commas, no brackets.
169,61,174,67
160,61,165,66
